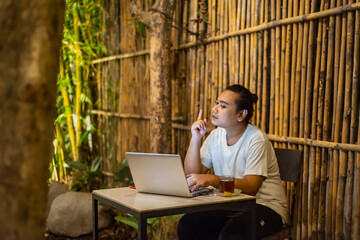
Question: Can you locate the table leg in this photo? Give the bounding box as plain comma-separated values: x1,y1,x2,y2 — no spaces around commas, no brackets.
250,202,256,240
92,196,99,240
137,215,147,240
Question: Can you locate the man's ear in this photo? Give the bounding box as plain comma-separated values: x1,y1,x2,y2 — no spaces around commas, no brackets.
238,110,248,122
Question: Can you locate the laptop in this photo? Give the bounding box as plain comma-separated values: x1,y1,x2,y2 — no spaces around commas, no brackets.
125,152,214,197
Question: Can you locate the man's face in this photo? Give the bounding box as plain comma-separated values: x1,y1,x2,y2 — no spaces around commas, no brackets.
211,90,242,128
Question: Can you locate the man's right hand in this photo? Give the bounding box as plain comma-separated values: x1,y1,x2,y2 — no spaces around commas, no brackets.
191,109,207,139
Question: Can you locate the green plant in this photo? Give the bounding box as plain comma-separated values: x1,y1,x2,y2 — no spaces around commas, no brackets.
50,0,105,189
67,156,102,192
115,214,183,240
114,158,134,186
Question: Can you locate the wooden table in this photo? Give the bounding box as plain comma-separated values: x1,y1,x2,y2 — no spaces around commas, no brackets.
92,187,256,240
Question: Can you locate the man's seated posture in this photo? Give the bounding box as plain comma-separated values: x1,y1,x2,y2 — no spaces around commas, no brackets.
177,84,288,240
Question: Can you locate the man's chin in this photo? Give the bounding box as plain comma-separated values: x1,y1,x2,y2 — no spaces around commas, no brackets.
211,120,219,127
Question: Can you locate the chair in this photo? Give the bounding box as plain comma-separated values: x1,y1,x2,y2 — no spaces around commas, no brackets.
261,148,303,240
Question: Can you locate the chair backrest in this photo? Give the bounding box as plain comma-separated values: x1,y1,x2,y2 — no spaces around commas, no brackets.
274,148,303,240
274,148,302,183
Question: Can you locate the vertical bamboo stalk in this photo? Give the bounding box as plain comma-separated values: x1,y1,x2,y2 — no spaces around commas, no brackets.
279,0,287,137
234,0,241,85
353,6,360,240
212,0,219,112
317,2,330,239
324,0,336,238
218,0,224,94
251,0,259,125
289,0,299,139
195,46,201,118
332,1,347,237
223,0,229,89
203,0,211,122
309,0,321,237
73,8,83,161
244,0,251,88
256,0,264,127
228,0,235,85
274,0,281,141
281,0,291,215
283,0,293,139
336,0,354,238
261,0,269,131
59,53,77,161
293,0,307,238
239,0,246,84
269,0,275,134
303,0,318,237
210,0,217,112
344,2,358,238
249,0,254,92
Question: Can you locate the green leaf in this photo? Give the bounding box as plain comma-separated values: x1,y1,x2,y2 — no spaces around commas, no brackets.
67,161,86,171
55,113,66,123
90,156,100,171
86,169,102,178
114,159,133,184
115,215,138,230
147,217,159,226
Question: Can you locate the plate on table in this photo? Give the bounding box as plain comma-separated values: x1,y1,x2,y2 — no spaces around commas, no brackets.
214,189,242,197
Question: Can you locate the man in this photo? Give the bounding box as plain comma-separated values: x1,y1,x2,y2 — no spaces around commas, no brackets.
177,84,287,240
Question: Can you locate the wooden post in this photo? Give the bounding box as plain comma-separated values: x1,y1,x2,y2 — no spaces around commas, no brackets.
0,1,64,238
130,0,175,153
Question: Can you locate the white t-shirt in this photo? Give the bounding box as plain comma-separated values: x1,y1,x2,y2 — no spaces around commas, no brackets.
200,124,288,223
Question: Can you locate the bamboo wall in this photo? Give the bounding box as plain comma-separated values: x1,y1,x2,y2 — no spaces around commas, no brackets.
94,0,360,239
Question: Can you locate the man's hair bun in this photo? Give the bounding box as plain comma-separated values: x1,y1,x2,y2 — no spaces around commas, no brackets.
252,94,258,104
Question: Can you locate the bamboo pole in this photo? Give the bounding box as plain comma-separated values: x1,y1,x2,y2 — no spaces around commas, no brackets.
228,0,235,85
59,52,77,161
302,11,312,239
250,0,258,105
256,0,264,127
223,0,229,89
280,0,291,216
234,0,241,85
336,0,354,238
267,135,360,151
250,0,259,125
209,0,215,114
289,0,299,139
195,46,201,119
292,1,306,237
317,1,330,238
244,0,251,88
203,0,211,123
218,0,224,95
269,0,275,134
73,8,83,161
308,0,321,237
279,0,287,137
283,0,292,140
261,0,269,131
239,0,246,84
344,1,358,238
189,0,198,124
324,0,337,238
353,5,360,240
332,0,347,237
212,0,219,118
274,0,280,141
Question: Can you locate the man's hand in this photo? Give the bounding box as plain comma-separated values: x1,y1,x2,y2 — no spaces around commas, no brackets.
191,110,208,139
186,173,219,191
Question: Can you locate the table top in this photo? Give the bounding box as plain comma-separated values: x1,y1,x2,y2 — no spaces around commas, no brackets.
93,187,255,213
